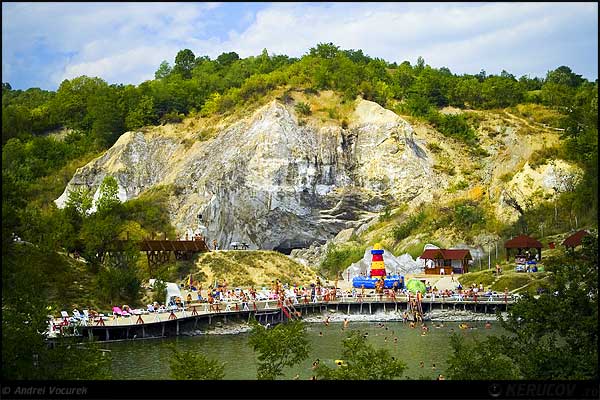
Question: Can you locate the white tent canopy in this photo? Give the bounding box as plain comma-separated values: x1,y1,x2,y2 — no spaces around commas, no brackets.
148,279,184,306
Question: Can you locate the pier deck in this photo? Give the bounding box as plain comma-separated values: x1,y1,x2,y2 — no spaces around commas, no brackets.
54,294,515,342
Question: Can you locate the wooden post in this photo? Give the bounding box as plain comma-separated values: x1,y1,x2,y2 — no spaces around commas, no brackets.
142,326,145,338
106,329,109,341
161,323,165,337
369,303,372,314
176,320,180,336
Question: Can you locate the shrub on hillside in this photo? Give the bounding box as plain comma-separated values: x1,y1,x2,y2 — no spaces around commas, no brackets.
320,243,366,279
427,111,478,145
529,146,562,169
391,212,426,241
295,101,311,116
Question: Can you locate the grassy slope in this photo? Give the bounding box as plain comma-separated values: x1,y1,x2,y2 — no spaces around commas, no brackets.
192,250,317,288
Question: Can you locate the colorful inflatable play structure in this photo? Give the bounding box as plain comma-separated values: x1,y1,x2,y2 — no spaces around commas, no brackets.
352,243,404,289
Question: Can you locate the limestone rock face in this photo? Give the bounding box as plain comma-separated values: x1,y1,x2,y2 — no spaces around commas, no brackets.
496,160,583,223
56,99,440,250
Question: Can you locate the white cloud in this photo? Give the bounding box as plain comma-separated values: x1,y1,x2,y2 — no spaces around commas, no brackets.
2,2,597,89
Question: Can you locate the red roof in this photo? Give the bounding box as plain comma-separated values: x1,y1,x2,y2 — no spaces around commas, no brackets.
562,230,590,248
420,249,472,260
504,235,542,249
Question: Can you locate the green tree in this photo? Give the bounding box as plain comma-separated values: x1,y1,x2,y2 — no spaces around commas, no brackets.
155,60,172,80
168,345,225,380
2,230,112,379
51,76,109,131
309,42,340,59
95,175,121,214
248,319,310,380
546,66,584,88
445,334,520,380
320,243,366,279
125,95,155,130
173,49,196,79
65,186,94,217
87,85,125,146
497,235,598,379
315,331,407,380
445,234,598,380
216,51,240,67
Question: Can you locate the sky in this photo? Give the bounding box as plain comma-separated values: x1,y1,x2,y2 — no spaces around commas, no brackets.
2,2,598,91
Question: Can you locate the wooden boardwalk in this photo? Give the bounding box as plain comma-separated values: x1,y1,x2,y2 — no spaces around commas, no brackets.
59,294,515,342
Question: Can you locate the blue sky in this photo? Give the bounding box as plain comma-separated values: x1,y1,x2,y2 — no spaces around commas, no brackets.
2,2,598,91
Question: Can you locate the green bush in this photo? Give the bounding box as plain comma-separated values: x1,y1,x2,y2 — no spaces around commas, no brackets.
95,264,141,306
151,279,167,304
529,146,561,169
404,95,432,117
452,202,485,230
391,211,426,241
427,111,479,145
426,142,442,153
295,101,311,116
320,243,366,279
327,107,339,119
159,111,184,124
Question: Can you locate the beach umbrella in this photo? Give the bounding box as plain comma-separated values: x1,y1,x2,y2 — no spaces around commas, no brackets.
406,279,426,294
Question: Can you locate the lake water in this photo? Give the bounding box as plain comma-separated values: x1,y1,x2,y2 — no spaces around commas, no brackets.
105,320,505,380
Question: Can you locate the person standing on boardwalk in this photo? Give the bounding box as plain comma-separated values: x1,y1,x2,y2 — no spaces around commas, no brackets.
450,270,455,282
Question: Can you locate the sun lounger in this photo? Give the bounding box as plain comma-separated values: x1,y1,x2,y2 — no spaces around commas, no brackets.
112,306,131,318
72,309,86,322
60,310,75,324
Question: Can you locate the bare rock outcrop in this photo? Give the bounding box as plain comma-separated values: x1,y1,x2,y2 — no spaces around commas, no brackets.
56,99,441,251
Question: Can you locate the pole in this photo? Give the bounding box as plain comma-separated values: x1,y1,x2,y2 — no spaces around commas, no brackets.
488,245,491,270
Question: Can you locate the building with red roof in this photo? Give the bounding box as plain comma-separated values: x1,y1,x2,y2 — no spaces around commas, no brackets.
504,234,543,261
562,230,590,250
419,248,472,274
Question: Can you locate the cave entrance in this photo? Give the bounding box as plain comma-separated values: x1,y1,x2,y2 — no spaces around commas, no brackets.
273,246,298,255
273,238,325,255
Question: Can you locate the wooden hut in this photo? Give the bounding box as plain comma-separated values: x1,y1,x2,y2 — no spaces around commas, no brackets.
420,249,472,274
562,230,590,251
504,235,542,261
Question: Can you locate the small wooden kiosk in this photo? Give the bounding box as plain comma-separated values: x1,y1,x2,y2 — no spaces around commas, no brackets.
420,249,472,274
504,235,542,261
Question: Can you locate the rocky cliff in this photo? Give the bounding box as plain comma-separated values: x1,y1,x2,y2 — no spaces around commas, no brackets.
56,95,579,254
56,98,441,251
